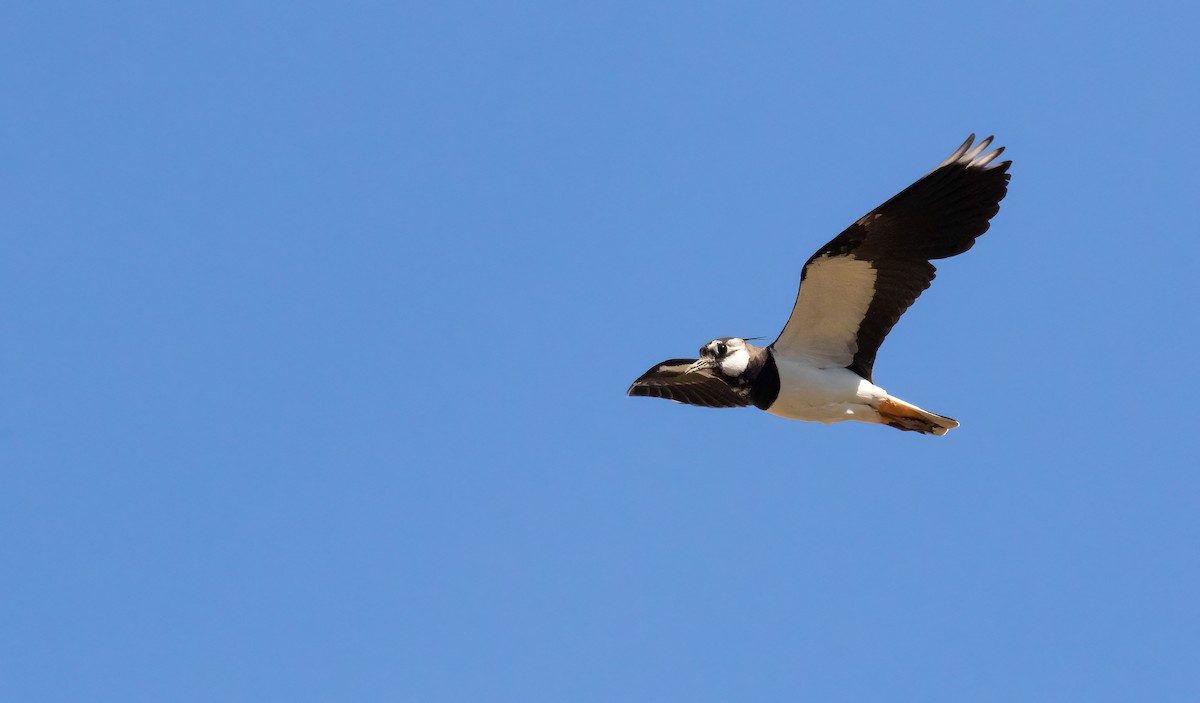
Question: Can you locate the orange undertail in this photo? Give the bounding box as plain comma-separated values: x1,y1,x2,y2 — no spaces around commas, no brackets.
876,396,960,436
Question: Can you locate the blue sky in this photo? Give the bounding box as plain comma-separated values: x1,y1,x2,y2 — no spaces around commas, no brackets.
3,1,1198,701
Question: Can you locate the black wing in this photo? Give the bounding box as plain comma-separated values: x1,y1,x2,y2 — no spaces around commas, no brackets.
626,359,750,409
773,134,1011,381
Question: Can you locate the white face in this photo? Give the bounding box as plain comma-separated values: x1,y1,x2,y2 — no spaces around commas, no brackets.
701,337,750,378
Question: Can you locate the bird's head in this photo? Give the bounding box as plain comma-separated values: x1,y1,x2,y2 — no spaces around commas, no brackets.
688,337,755,378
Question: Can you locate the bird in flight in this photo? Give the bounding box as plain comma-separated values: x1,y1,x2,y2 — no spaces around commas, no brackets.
627,135,1011,435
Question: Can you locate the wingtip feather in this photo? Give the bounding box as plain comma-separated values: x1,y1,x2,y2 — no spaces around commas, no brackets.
970,145,1005,168
963,136,994,162
939,134,976,167
939,134,1010,172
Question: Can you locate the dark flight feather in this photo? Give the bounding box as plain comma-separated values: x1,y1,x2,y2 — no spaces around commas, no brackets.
626,359,750,409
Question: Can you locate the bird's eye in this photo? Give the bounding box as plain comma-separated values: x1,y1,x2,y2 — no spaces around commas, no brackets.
715,342,727,356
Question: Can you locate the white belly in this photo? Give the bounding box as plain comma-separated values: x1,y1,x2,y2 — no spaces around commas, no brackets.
766,355,888,424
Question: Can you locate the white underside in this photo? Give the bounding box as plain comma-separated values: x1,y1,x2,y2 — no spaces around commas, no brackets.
766,353,888,424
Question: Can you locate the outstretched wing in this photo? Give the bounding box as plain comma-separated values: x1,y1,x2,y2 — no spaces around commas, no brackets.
773,134,1011,381
626,359,750,408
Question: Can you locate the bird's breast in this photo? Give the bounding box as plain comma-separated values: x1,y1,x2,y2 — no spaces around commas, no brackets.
765,353,886,422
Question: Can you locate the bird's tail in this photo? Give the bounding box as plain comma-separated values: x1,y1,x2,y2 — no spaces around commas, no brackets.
876,396,959,436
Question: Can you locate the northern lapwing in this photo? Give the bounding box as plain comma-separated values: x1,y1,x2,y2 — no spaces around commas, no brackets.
627,135,1011,435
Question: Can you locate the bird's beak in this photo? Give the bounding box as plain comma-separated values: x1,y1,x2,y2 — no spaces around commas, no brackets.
685,358,713,374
